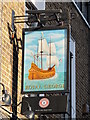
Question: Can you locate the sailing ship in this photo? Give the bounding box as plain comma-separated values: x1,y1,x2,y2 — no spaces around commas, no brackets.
28,33,59,80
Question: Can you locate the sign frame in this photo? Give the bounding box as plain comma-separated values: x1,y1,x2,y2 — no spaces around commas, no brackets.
21,25,70,94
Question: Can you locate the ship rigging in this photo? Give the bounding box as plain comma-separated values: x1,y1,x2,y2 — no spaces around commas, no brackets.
28,32,59,80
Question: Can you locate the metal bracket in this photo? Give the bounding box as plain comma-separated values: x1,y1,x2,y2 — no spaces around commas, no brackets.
14,10,63,27
7,22,22,53
7,10,65,53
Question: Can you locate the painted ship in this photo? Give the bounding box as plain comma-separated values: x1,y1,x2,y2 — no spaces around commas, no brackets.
28,33,59,80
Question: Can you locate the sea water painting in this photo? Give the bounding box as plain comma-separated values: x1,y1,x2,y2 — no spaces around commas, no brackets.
23,29,68,92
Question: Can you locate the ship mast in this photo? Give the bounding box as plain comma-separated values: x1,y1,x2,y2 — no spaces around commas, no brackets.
34,55,35,63
41,33,43,69
37,42,38,66
49,37,51,68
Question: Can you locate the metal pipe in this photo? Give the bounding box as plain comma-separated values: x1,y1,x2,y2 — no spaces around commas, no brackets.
14,15,29,18
14,21,28,23
70,52,73,119
26,10,61,14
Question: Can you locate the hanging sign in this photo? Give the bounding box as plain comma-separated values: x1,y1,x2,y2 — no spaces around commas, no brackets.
21,26,69,93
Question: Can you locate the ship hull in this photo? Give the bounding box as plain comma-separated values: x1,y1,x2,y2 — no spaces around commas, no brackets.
28,63,55,80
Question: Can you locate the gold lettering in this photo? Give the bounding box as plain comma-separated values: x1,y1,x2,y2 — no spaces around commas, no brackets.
63,84,64,88
39,85,41,89
55,84,58,88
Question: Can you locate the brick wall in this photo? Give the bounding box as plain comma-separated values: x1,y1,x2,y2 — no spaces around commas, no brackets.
46,2,90,118
0,0,2,107
0,1,25,119
0,1,90,119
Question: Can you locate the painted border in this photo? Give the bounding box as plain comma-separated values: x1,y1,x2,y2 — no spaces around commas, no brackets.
21,25,70,94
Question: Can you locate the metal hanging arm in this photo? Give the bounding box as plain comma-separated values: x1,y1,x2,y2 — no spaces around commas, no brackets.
14,10,63,26
7,9,64,54
26,10,62,14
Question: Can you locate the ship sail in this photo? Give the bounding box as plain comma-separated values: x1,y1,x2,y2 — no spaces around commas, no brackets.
38,39,49,54
49,43,56,54
46,56,59,67
28,33,59,80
